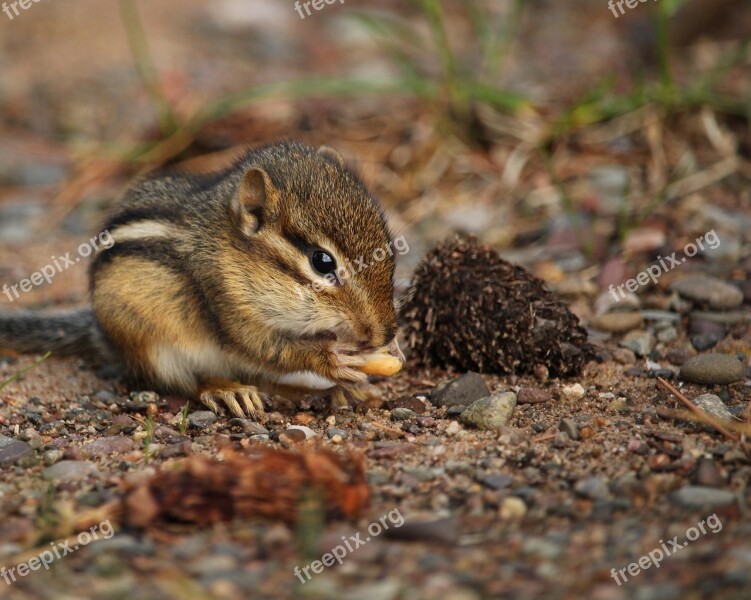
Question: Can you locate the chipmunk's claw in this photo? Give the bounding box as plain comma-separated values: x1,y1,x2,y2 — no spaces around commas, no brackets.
199,381,266,419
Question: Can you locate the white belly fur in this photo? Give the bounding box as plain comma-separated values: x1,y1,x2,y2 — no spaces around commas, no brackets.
275,371,337,390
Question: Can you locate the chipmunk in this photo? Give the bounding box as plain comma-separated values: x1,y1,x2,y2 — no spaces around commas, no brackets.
0,141,402,419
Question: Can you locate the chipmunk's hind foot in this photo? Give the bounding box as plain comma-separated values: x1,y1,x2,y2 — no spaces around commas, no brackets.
198,379,267,419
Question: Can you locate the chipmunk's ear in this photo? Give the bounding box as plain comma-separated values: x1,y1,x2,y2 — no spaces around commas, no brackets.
235,167,280,235
317,145,346,167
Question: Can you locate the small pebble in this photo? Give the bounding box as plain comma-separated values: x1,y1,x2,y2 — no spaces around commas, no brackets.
391,407,417,421
561,383,585,401
231,419,270,436
657,327,678,344
670,276,743,310
517,387,550,404
679,354,744,385
612,348,636,365
620,330,653,357
42,449,63,466
666,348,694,366
188,411,218,430
479,473,513,490
0,435,32,466
286,425,316,439
689,317,726,338
590,312,643,333
82,436,135,457
42,460,100,482
445,421,462,436
459,392,517,430
558,418,579,440
499,497,527,520
574,477,611,501
693,393,733,422
670,485,736,509
692,333,720,351
430,373,489,407
695,458,725,487
326,428,348,440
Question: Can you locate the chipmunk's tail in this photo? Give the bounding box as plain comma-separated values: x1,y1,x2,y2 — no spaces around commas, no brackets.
0,306,108,357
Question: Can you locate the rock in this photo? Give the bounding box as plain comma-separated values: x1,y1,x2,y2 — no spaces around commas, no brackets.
188,411,218,429
689,317,726,338
231,419,270,436
641,310,681,322
574,477,611,500
286,425,316,439
670,485,736,509
81,436,135,457
391,407,417,421
693,394,733,422
657,327,678,344
648,453,672,470
690,311,750,325
43,449,63,466
499,497,527,520
670,276,743,310
326,428,348,440
459,392,517,430
696,458,725,487
666,348,694,366
561,383,585,401
590,312,643,333
620,330,653,357
479,473,513,490
517,387,550,404
278,429,306,446
558,418,579,440
445,421,462,435
385,395,428,414
430,373,489,407
612,348,637,365
692,333,720,351
0,435,32,466
42,460,100,482
627,439,649,455
679,354,744,385
403,467,436,482
384,517,459,545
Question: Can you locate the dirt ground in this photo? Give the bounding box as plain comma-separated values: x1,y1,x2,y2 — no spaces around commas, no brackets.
1,1,750,599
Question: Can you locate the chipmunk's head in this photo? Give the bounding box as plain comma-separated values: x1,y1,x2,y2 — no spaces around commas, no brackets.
223,142,399,350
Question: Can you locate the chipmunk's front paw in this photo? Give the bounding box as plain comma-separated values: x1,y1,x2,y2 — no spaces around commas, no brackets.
321,345,368,387
198,379,266,419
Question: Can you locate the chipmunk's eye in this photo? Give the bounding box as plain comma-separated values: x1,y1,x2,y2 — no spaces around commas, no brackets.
311,250,337,276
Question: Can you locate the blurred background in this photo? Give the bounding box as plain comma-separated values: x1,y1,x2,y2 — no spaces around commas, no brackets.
1,0,749,315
